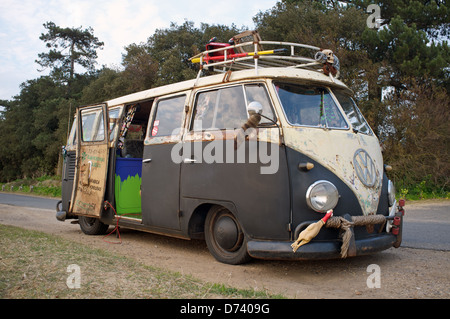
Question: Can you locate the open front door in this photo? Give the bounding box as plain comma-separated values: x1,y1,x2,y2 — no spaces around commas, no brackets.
69,104,109,217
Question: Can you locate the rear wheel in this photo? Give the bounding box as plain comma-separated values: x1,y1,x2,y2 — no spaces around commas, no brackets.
79,216,109,235
205,206,251,265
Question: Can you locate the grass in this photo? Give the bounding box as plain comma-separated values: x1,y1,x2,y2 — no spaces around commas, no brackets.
1,175,61,198
0,224,284,299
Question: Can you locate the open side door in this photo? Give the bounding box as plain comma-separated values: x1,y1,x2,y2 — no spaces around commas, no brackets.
69,104,109,218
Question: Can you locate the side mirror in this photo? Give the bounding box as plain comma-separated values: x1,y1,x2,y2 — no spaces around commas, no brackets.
247,101,263,116
236,101,263,150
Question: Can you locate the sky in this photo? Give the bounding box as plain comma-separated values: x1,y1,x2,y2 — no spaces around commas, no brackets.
0,0,278,102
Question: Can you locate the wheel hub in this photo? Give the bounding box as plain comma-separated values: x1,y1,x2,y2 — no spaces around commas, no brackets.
214,215,239,251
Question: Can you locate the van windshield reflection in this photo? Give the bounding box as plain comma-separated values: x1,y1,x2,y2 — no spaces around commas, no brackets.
274,82,348,129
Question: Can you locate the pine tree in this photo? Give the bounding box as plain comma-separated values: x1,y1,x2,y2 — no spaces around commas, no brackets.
35,21,104,90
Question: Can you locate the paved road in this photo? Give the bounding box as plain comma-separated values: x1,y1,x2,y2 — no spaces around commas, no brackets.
0,192,449,251
0,192,59,210
401,200,450,251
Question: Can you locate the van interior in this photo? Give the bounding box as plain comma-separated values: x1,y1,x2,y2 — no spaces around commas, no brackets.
114,100,153,220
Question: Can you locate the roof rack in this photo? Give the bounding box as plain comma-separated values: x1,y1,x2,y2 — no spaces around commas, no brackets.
190,30,340,81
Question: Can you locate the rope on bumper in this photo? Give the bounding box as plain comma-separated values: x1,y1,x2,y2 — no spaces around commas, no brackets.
325,215,387,258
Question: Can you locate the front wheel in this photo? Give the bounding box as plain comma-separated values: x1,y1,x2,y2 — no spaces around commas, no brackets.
205,206,251,265
79,216,109,235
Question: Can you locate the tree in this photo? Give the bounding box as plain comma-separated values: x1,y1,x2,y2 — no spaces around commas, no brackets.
381,79,450,191
35,21,104,90
145,21,203,86
140,21,243,87
253,1,374,107
0,76,64,180
121,43,158,92
79,67,134,105
347,0,450,38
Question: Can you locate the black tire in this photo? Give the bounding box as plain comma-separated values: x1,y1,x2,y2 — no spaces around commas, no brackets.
204,205,251,265
79,216,109,235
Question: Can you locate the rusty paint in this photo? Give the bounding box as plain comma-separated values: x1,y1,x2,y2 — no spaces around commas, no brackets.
283,126,383,216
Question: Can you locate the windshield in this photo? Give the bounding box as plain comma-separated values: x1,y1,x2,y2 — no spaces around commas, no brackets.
333,90,373,135
274,82,348,129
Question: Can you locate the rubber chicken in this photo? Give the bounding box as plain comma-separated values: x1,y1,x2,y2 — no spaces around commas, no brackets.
291,210,333,252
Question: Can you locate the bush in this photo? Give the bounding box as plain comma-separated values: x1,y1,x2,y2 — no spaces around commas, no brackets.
382,79,449,197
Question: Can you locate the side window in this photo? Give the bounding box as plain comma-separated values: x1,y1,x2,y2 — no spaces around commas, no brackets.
192,84,275,131
69,107,121,147
80,108,105,142
67,119,77,147
192,86,247,130
192,90,218,130
108,108,121,141
244,84,276,124
216,86,248,129
150,95,185,137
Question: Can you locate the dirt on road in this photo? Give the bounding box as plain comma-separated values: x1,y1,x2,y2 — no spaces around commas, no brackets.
0,200,449,299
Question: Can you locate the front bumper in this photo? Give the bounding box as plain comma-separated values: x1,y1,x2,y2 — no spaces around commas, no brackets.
248,201,405,260
55,200,78,221
247,233,397,260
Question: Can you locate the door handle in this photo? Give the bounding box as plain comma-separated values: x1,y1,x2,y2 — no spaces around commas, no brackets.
183,158,197,163
142,159,152,163
88,161,92,179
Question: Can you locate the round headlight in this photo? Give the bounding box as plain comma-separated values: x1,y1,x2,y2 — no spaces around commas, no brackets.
388,179,396,207
306,180,339,213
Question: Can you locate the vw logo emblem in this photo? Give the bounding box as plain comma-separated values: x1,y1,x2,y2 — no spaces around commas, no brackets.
353,149,377,187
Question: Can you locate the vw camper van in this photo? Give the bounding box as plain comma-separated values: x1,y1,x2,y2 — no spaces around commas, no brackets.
56,32,404,264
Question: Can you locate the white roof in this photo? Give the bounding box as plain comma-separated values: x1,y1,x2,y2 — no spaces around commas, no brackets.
106,67,350,107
